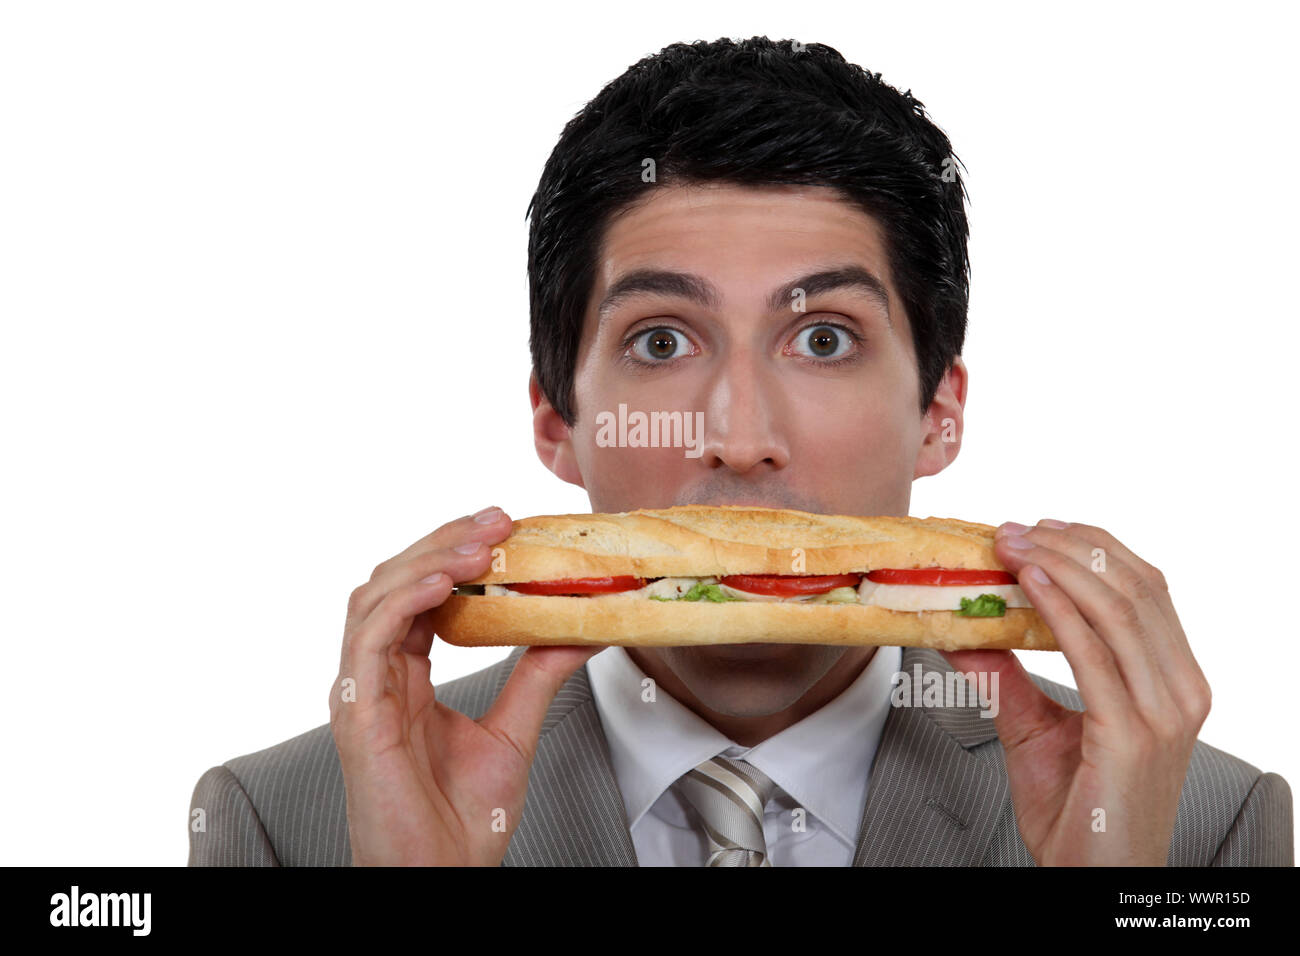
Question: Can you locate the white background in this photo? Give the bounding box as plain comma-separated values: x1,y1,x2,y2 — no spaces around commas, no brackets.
2,0,1296,866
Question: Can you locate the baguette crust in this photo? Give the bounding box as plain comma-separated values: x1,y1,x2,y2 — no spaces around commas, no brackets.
460,505,1015,583
427,505,1059,651
432,595,1058,651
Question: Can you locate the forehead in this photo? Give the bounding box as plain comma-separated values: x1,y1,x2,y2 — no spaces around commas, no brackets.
582,182,906,354
595,181,894,288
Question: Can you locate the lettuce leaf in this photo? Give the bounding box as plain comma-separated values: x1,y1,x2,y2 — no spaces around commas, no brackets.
650,581,745,603
956,593,1007,617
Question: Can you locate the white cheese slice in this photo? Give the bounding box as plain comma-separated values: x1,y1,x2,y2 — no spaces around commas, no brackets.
856,579,1030,611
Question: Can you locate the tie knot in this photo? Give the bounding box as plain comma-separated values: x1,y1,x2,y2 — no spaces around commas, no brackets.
672,754,779,866
708,754,779,808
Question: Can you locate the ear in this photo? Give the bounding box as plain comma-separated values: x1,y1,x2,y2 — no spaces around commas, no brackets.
530,373,586,488
913,356,968,480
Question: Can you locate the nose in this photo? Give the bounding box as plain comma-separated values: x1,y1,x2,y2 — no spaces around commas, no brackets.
694,348,791,474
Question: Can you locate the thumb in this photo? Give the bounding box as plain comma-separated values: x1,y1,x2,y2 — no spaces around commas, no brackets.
478,645,605,762
940,649,1069,748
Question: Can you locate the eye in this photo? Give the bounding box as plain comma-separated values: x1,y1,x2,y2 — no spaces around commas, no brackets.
790,322,859,361
627,326,691,364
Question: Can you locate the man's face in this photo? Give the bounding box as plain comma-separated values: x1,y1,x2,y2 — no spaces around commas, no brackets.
532,180,965,717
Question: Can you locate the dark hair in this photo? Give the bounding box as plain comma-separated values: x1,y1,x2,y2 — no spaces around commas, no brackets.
526,36,970,427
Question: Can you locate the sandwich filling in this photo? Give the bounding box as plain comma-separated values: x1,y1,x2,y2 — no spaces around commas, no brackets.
463,570,1030,617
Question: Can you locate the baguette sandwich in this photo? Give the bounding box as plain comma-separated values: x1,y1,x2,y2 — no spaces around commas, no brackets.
429,505,1059,651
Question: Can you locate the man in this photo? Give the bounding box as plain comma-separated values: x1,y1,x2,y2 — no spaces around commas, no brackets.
188,37,1292,866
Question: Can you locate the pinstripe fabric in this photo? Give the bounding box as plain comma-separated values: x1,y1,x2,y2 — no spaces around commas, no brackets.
188,645,1294,866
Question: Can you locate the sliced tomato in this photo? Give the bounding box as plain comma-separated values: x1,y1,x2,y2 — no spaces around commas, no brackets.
866,568,1016,586
717,573,862,597
506,575,646,595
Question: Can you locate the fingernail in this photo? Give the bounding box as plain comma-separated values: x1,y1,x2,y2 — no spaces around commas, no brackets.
454,541,482,554
420,572,448,586
998,521,1030,536
473,506,503,524
1026,564,1051,585
1004,534,1034,550
1038,518,1069,530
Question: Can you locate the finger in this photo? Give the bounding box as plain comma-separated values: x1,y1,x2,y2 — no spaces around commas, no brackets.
390,506,511,567
1006,525,1173,657
341,551,478,670
477,646,606,766
339,573,456,718
941,649,1074,747
1010,523,1207,721
1033,520,1203,697
992,560,1135,727
399,609,438,658
1026,520,1182,639
998,533,1179,731
346,508,512,629
403,642,436,719
348,541,500,631
1032,519,1169,597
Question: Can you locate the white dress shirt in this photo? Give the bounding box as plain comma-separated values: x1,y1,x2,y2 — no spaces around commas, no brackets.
586,643,902,866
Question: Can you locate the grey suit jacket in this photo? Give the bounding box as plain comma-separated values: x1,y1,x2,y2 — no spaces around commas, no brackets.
188,646,1293,866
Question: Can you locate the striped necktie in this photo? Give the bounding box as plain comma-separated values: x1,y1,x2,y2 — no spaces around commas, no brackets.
672,754,779,866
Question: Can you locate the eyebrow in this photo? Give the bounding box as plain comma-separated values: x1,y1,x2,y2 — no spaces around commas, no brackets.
595,265,893,331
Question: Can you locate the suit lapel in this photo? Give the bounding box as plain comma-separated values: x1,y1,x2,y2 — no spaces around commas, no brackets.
502,649,638,866
851,646,1009,865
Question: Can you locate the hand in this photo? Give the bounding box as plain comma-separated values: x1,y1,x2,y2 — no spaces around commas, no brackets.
329,506,603,866
941,518,1211,866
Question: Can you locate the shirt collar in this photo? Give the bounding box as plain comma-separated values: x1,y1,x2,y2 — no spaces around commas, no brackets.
586,643,902,846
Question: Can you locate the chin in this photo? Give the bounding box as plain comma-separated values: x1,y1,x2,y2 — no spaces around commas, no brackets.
670,642,835,666
664,644,847,713
695,642,801,661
